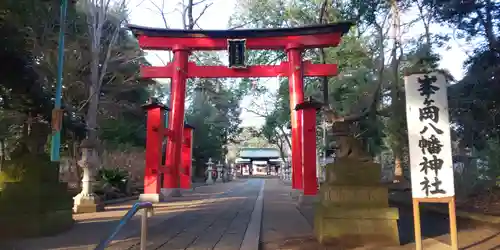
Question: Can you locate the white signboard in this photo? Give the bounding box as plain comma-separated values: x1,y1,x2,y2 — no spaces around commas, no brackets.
405,72,455,198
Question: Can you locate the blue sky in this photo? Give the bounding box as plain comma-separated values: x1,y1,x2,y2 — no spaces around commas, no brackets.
127,0,469,128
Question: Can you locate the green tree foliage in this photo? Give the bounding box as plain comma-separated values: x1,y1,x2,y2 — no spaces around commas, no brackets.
427,0,500,151
0,0,154,159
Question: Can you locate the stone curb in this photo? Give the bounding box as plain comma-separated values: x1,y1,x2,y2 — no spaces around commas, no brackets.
100,183,208,206
103,195,140,205
240,179,264,250
389,194,500,225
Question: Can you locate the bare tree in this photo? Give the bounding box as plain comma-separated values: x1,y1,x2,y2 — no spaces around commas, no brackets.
73,0,129,213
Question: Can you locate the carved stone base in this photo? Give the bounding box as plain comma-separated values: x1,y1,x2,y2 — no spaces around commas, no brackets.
315,205,399,246
73,193,101,213
314,159,400,247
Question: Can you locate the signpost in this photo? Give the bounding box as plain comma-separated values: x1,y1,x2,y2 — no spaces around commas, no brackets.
404,72,458,250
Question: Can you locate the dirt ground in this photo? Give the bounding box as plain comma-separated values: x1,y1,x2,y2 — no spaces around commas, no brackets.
457,187,500,216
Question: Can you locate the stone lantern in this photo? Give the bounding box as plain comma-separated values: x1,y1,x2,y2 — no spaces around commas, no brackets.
227,163,233,181
73,139,101,213
216,161,223,183
205,158,214,184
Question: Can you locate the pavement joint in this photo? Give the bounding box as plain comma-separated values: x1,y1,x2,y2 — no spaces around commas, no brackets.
240,179,265,250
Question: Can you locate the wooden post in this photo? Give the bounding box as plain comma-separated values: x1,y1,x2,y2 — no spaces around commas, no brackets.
449,196,459,250
287,44,305,190
180,124,194,189
142,99,168,196
412,197,458,250
412,199,423,250
295,97,322,196
165,47,189,191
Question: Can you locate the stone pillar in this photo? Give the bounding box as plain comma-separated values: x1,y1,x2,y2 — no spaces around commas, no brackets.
205,158,214,185
216,162,223,183
73,139,101,213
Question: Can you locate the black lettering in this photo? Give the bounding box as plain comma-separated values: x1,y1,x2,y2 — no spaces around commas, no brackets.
417,75,439,100
418,135,443,155
419,123,444,135
430,176,446,195
419,155,444,176
419,105,440,123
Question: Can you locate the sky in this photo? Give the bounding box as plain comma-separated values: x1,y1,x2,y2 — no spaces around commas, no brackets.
127,0,470,128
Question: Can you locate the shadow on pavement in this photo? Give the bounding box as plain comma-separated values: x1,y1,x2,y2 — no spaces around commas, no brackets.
393,201,477,245
460,231,500,250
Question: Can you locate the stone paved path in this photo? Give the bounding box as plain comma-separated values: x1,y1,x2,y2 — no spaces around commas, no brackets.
3,178,500,250
260,179,314,250
108,179,262,250
0,180,251,250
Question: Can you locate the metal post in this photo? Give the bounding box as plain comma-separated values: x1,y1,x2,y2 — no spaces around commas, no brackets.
50,0,68,162
140,209,148,250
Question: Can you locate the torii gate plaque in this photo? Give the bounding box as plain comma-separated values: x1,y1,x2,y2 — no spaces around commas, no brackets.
130,22,352,199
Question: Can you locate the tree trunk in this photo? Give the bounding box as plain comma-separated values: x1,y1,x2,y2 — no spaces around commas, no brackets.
390,0,406,184
393,155,404,183
0,139,5,170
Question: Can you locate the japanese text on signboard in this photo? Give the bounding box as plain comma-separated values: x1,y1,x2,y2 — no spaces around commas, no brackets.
405,73,455,198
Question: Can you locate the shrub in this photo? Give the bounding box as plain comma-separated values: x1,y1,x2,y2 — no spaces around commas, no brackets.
97,168,129,193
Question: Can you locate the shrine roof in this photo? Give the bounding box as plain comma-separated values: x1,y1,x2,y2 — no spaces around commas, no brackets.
239,148,281,159
128,22,353,39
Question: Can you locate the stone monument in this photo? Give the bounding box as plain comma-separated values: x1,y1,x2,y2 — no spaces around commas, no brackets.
314,83,400,247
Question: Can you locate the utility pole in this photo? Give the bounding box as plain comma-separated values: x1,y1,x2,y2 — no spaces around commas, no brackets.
50,0,69,162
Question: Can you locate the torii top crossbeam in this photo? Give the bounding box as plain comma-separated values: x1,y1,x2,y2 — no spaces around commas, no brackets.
129,22,353,51
129,22,353,79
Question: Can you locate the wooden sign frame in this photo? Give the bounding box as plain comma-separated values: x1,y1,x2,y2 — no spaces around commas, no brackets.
412,196,458,250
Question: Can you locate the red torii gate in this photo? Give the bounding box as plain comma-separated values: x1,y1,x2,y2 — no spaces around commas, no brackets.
131,22,352,200
140,100,195,202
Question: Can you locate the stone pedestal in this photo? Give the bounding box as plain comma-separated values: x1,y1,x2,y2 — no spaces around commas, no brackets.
73,193,100,213
314,158,400,247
